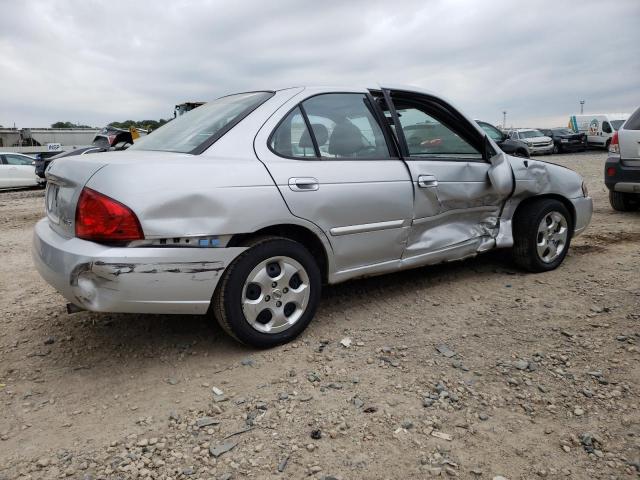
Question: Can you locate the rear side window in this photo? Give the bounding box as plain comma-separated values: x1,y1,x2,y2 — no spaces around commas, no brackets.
5,154,34,165
130,91,274,154
270,93,391,159
269,107,315,158
624,108,640,130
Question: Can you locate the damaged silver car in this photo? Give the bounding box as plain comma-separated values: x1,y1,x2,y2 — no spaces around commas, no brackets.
33,86,593,347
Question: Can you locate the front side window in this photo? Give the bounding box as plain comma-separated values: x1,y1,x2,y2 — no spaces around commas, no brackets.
602,121,612,134
130,91,273,154
270,93,391,159
395,104,481,159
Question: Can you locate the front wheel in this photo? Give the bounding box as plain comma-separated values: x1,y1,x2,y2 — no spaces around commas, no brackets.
609,191,640,211
512,199,573,272
212,237,321,347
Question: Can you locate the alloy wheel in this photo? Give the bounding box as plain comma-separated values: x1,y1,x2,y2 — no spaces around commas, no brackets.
536,211,568,263
242,256,311,334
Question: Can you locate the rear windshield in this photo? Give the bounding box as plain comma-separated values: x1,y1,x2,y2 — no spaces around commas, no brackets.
552,128,574,135
130,91,273,154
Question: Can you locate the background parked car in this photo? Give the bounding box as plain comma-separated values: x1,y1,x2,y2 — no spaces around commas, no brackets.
92,126,145,150
604,106,640,211
476,120,530,157
538,128,587,153
507,129,554,155
0,152,43,189
35,146,107,179
569,113,629,150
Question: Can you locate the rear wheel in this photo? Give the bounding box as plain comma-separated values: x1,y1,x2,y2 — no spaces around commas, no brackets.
212,236,321,347
513,199,572,272
609,191,640,211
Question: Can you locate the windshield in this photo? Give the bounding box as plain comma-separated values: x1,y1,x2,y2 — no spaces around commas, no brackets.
552,128,574,135
611,120,625,131
130,91,273,153
477,122,504,142
519,130,545,139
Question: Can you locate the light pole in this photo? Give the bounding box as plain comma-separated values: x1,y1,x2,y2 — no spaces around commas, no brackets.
502,111,507,129
579,100,585,114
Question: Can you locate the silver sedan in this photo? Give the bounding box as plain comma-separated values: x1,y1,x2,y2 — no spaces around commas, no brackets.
33,86,593,347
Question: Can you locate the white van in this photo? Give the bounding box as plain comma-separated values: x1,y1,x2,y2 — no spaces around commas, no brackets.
569,113,629,149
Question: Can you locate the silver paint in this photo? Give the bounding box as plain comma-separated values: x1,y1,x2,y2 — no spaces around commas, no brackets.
34,85,593,316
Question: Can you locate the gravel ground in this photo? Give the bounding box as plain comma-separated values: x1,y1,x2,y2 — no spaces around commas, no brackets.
1,151,639,480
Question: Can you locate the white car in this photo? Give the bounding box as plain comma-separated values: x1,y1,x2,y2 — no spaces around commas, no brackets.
508,129,554,155
0,152,42,189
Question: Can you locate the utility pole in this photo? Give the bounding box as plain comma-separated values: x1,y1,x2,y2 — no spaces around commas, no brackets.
579,100,585,114
502,111,507,129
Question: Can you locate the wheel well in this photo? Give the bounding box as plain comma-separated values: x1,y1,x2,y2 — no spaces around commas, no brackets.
513,194,576,230
228,224,329,283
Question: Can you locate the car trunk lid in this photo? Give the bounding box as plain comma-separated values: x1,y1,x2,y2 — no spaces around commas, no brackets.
45,155,108,238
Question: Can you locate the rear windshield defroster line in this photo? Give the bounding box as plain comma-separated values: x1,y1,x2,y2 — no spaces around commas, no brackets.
129,91,275,155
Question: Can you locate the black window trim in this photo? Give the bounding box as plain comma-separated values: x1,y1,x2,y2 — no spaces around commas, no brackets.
267,91,400,162
383,88,491,164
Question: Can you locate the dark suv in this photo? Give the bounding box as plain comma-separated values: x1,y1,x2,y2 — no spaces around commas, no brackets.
605,106,640,211
476,120,530,157
538,128,586,154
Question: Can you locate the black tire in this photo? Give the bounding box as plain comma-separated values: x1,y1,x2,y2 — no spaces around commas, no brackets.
512,198,573,272
212,236,321,348
553,144,560,154
609,191,640,212
605,139,611,151
515,148,530,158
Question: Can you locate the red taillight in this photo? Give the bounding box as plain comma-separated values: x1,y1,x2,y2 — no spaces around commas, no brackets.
606,166,616,177
75,188,143,242
609,131,619,153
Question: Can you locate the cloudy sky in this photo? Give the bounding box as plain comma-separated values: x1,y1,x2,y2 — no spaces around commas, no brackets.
1,0,638,129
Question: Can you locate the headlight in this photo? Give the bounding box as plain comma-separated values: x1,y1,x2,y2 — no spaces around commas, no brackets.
582,181,589,197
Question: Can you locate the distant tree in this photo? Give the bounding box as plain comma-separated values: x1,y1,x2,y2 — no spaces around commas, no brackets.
51,121,93,129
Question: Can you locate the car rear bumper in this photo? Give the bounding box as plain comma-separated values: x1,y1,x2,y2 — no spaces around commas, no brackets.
32,218,246,315
604,156,640,193
570,196,592,237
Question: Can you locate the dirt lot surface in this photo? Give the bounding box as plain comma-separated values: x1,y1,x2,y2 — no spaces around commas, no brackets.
1,151,639,480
